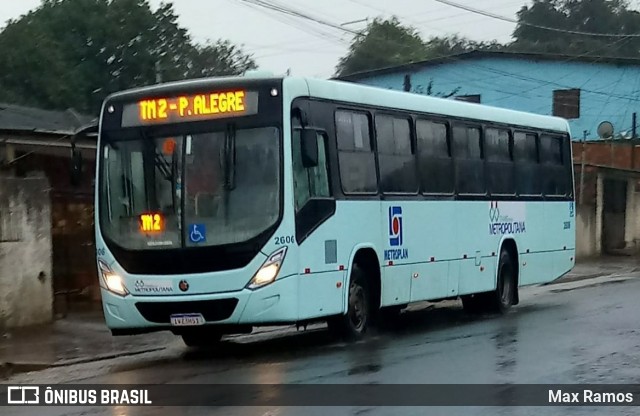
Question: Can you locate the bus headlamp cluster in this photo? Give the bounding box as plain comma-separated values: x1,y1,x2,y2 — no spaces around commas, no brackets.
98,260,129,296
247,247,287,290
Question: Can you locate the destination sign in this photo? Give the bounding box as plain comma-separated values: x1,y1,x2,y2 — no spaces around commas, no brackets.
139,213,164,233
121,90,259,127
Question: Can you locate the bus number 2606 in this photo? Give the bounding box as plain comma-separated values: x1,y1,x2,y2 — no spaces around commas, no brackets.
275,235,295,245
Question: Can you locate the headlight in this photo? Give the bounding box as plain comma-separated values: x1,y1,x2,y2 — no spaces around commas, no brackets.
247,247,287,290
98,260,129,296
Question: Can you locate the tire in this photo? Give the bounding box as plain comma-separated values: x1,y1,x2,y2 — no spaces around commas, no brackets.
462,250,516,314
376,304,405,330
461,293,487,314
328,265,370,340
486,249,516,314
181,330,223,348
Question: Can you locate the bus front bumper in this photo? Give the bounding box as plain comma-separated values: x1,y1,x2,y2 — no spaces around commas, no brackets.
101,274,299,334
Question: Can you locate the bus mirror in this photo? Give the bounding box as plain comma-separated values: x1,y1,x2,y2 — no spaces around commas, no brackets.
301,129,318,168
70,149,83,186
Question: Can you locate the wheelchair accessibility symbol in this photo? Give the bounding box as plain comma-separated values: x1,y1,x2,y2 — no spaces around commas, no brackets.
189,224,206,243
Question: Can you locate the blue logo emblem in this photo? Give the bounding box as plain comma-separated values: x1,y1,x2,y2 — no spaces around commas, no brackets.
569,202,574,218
189,224,206,244
389,206,403,247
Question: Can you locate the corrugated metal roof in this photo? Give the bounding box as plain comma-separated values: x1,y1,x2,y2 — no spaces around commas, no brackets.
0,103,96,135
336,50,640,81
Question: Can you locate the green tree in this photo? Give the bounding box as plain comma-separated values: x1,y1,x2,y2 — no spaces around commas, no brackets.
190,40,258,78
424,35,503,58
0,0,257,114
510,0,640,57
335,17,430,77
335,17,504,77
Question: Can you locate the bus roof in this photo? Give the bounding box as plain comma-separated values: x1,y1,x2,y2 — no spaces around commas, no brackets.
296,77,571,134
102,74,570,134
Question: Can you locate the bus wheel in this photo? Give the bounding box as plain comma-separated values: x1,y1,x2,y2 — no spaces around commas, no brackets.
181,330,223,348
376,305,405,329
328,266,369,340
461,293,486,314
488,249,516,314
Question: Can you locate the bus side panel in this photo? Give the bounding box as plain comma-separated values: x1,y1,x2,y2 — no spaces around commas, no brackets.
457,201,495,296
297,201,380,320
405,201,457,302
517,202,548,286
553,200,576,278
380,202,416,307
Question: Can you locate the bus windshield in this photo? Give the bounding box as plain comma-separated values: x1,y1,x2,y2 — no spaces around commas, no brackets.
100,126,280,250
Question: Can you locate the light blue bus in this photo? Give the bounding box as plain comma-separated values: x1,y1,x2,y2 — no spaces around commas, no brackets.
95,73,575,346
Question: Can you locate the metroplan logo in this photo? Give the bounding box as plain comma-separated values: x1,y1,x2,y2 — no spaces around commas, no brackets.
385,206,409,261
389,206,403,246
489,201,527,235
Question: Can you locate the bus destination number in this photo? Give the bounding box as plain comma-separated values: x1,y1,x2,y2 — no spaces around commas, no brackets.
275,235,295,245
140,213,164,233
139,91,246,123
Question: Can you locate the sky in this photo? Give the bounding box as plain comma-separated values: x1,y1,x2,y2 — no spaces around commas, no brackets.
0,0,637,78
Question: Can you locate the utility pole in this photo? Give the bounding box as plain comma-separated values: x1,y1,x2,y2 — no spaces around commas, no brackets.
579,130,587,206
155,61,162,84
632,112,637,170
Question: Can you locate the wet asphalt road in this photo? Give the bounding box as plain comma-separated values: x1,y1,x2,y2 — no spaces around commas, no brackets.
4,274,640,416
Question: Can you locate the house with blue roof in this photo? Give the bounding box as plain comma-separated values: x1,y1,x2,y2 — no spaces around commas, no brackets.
338,50,640,140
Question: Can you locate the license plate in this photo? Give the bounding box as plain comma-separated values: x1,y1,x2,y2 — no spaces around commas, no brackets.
170,313,205,326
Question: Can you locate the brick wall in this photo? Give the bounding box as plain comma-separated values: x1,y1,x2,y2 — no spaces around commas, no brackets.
0,176,53,328
572,141,640,170
14,152,98,306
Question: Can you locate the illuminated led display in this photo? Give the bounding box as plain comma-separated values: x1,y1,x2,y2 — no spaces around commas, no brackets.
121,90,259,127
139,213,163,233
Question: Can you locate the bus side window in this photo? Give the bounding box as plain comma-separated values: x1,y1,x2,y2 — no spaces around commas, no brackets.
453,125,484,195
540,134,566,197
416,119,453,194
514,132,541,196
292,130,330,212
335,110,377,194
485,127,514,195
375,115,417,194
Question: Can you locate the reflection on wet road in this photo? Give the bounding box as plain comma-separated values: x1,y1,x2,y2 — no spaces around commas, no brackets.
5,277,640,416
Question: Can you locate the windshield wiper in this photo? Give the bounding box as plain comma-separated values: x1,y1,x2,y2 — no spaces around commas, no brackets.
224,124,237,190
154,151,172,180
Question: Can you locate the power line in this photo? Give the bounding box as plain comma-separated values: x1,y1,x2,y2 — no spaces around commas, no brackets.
237,0,640,96
231,0,344,40
433,0,640,38
238,0,359,35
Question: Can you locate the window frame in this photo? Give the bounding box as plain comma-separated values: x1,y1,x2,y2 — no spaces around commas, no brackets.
291,128,332,212
552,88,580,119
334,108,379,196
513,129,543,198
540,133,568,198
415,117,455,196
484,126,516,197
374,112,418,195
452,122,486,196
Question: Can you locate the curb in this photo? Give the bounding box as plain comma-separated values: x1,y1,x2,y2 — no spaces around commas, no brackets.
0,347,165,379
545,272,607,285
